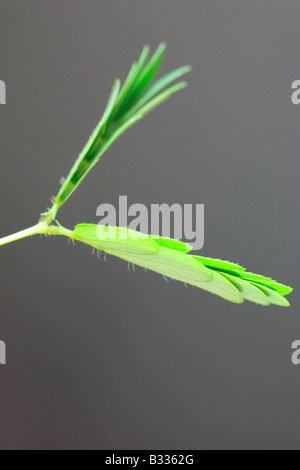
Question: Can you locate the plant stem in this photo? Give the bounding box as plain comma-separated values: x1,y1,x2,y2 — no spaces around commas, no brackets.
41,201,61,225
0,224,43,247
0,222,73,247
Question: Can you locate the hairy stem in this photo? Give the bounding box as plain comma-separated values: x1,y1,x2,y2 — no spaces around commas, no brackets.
41,201,62,226
0,222,73,247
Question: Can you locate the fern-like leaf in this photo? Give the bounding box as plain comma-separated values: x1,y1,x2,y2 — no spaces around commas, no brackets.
52,44,191,210
72,225,293,306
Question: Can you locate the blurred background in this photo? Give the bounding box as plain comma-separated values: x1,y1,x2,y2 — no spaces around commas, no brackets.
0,0,299,450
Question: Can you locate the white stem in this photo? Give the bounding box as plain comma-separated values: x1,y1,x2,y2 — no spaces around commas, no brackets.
0,223,73,247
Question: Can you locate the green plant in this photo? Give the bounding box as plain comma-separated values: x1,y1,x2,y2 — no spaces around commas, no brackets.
0,44,292,306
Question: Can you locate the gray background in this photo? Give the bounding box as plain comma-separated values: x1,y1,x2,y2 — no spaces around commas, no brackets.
0,0,299,450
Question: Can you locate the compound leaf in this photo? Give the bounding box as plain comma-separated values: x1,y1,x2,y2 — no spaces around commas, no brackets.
71,224,292,306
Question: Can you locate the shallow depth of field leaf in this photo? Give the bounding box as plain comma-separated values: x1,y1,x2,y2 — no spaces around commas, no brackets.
53,43,191,210
73,224,292,307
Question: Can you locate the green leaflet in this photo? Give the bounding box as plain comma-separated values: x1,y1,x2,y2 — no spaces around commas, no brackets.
251,282,290,307
191,271,244,304
248,279,293,296
71,224,292,306
55,79,122,205
194,256,245,272
124,65,192,120
129,82,188,120
218,270,292,295
149,235,193,253
221,273,271,306
194,256,292,305
110,252,244,304
73,224,212,282
73,224,159,256
106,246,213,284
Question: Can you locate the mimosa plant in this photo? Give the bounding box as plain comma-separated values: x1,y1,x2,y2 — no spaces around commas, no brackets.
0,44,292,306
